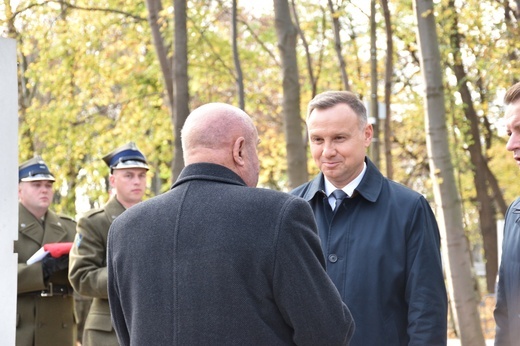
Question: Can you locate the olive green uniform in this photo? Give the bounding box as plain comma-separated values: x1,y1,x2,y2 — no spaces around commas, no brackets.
69,197,125,346
15,203,77,346
74,290,92,345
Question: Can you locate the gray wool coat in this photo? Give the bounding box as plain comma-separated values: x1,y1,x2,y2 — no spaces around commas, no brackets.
107,163,354,346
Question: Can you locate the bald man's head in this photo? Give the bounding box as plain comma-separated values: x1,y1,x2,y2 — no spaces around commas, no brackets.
181,103,260,187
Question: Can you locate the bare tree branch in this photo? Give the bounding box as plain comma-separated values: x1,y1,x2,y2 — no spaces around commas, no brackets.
13,0,147,22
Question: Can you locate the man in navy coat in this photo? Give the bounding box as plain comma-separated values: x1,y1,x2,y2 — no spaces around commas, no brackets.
107,102,355,345
291,91,447,345
495,81,520,345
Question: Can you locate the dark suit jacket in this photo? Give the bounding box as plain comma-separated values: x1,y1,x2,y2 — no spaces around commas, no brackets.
107,163,354,345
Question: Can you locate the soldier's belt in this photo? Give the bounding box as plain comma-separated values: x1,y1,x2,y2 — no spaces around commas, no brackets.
21,283,73,297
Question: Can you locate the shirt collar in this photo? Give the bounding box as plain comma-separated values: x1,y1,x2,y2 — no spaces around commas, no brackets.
324,162,367,198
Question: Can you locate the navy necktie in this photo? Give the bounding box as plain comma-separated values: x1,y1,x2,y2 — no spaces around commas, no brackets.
332,189,347,212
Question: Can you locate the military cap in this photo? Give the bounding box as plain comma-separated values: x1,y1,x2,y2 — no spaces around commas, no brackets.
102,142,149,172
19,156,55,182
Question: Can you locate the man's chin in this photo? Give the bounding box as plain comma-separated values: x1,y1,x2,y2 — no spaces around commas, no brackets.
129,195,145,203
322,167,339,177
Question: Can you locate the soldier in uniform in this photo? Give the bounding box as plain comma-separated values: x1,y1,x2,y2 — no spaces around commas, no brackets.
15,156,77,346
69,142,149,345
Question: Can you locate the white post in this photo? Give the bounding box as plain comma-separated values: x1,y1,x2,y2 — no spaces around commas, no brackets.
0,38,19,345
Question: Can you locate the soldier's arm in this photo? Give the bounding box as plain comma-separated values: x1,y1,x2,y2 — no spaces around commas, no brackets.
69,213,109,298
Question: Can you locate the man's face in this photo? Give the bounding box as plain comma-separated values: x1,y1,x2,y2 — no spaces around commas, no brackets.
506,99,520,167
18,180,54,214
308,103,372,188
110,168,148,207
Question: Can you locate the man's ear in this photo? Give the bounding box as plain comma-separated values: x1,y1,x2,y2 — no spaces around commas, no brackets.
109,173,116,187
233,137,246,167
364,124,374,146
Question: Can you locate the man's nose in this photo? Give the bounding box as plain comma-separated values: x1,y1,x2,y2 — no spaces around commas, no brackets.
506,133,520,152
322,142,336,157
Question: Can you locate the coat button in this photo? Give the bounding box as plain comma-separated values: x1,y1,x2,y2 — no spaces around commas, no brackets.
328,254,338,263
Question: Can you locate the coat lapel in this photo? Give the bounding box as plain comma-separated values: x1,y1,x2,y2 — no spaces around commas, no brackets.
19,204,44,245
41,210,69,245
19,220,43,245
104,197,126,224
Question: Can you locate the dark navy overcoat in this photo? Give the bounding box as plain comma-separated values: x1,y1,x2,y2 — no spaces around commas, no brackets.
291,157,447,345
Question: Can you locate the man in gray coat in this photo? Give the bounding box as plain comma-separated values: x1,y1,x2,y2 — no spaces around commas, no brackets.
107,102,355,345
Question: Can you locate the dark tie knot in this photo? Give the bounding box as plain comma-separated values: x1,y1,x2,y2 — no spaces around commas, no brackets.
332,189,347,201
332,189,347,211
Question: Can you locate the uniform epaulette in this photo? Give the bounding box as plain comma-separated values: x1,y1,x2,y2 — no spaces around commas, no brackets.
81,208,105,219
58,214,76,223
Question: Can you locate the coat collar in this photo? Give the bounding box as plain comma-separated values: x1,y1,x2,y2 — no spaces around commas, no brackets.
300,157,383,203
19,203,69,245
104,197,127,223
171,163,247,190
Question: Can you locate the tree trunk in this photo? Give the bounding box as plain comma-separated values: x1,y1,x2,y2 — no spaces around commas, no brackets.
145,0,174,113
369,0,380,168
486,164,508,216
232,0,245,110
273,0,308,189
413,0,486,344
380,0,394,180
145,0,174,195
327,0,350,91
446,0,498,293
290,0,317,98
172,0,190,181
